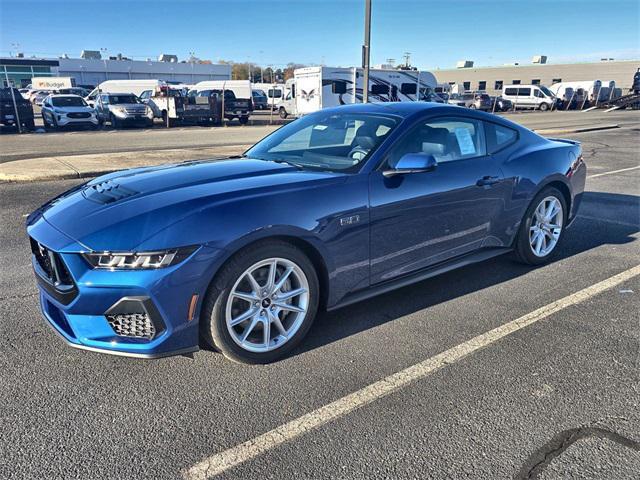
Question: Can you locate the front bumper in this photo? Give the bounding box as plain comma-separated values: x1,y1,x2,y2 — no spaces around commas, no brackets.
57,116,99,127
28,219,224,358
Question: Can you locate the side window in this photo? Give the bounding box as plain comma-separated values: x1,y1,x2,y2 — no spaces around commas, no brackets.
387,117,486,167
485,122,518,154
518,88,531,96
332,81,347,94
100,95,109,104
504,88,517,96
400,83,417,95
370,84,389,95
139,90,151,100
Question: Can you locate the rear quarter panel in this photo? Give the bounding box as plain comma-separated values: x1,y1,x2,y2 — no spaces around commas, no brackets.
498,132,585,242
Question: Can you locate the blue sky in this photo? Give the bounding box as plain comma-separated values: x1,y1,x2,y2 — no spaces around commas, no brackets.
1,0,638,69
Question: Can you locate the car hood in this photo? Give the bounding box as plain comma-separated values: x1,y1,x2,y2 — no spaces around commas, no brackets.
56,106,94,113
33,158,344,251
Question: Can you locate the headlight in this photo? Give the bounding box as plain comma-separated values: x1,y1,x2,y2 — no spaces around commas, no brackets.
83,246,197,270
112,107,127,116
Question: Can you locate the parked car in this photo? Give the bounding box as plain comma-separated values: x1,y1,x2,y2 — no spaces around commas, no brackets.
0,87,35,130
31,90,51,107
489,96,513,112
94,93,153,128
459,92,492,110
252,89,268,110
445,93,467,107
19,88,31,100
27,103,586,363
41,94,99,130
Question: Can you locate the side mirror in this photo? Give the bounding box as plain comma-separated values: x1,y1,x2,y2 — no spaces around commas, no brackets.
383,153,437,177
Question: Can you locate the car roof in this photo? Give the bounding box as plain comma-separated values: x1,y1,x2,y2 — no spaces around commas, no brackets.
49,94,83,98
319,102,532,132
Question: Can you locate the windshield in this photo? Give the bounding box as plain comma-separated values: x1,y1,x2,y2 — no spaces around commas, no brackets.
539,86,555,98
52,96,88,107
110,95,140,104
245,111,400,173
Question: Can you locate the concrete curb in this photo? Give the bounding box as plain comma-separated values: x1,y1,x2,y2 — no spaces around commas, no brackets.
535,124,619,135
0,144,251,183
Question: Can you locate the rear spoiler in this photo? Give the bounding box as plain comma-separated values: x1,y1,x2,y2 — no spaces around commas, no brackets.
547,137,581,146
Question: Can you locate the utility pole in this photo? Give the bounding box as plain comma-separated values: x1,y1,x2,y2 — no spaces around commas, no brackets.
362,0,372,103
403,52,411,68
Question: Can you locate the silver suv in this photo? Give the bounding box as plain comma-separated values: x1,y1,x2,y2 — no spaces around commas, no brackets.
94,93,153,128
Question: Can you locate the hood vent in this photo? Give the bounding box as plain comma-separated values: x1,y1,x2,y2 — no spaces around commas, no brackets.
83,180,138,204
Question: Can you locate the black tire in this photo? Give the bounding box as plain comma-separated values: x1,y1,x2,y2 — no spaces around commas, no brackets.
539,102,549,112
469,104,477,109
201,240,320,364
25,119,35,130
110,113,120,129
513,186,567,265
239,115,249,125
279,107,288,119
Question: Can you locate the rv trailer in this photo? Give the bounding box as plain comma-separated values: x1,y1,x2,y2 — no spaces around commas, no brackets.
291,66,438,116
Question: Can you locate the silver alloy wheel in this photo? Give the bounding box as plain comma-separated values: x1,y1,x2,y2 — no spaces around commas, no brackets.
529,196,563,257
225,257,309,353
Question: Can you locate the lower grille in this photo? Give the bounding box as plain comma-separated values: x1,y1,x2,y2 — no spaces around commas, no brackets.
104,297,165,341
68,112,91,119
106,313,156,339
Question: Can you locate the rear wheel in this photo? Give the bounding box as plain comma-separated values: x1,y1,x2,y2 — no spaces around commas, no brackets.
201,241,319,364
514,187,567,265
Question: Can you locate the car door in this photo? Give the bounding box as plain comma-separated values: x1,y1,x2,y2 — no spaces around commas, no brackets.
368,115,508,284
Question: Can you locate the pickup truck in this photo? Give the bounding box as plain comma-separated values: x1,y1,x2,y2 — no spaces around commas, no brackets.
141,88,222,127
190,89,252,124
0,87,35,130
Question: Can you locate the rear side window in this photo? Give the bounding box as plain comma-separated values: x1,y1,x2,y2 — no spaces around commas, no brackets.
518,88,531,96
504,88,518,96
400,83,417,95
370,84,389,95
485,122,518,154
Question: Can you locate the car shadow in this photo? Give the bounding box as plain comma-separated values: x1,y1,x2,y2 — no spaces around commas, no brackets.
290,191,639,358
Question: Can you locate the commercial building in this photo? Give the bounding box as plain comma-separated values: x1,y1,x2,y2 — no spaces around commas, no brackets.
432,60,639,95
1,56,231,88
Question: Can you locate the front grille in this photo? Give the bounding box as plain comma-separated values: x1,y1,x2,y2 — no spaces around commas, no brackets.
29,237,78,305
124,108,146,115
106,313,156,339
30,237,74,285
68,112,91,119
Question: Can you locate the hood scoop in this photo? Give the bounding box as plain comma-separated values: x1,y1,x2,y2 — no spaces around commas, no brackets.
82,180,138,204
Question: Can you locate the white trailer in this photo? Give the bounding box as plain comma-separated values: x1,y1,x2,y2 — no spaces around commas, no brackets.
288,66,438,117
549,80,617,103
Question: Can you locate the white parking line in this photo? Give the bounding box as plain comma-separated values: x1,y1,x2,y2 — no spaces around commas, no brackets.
588,165,640,178
183,264,640,480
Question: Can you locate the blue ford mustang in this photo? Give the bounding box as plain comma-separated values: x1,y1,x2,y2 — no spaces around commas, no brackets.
27,103,586,363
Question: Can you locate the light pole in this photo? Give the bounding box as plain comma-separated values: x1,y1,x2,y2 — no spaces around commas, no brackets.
362,0,372,103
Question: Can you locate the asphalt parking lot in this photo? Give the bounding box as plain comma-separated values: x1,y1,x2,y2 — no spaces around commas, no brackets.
1,116,639,479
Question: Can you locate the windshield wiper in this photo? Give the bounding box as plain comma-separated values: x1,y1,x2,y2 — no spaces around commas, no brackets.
269,158,305,170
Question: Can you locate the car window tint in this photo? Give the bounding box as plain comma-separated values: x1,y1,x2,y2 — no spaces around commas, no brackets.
485,123,518,154
387,117,487,167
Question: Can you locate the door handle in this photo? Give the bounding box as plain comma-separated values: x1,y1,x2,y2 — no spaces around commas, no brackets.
476,175,501,187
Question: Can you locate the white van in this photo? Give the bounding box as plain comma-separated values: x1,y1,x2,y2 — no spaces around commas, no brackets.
253,82,286,110
85,80,167,106
501,84,556,111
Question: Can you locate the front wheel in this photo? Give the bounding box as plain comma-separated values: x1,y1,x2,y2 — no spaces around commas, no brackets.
539,102,549,111
279,107,288,119
513,187,567,265
239,115,249,125
201,241,319,364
